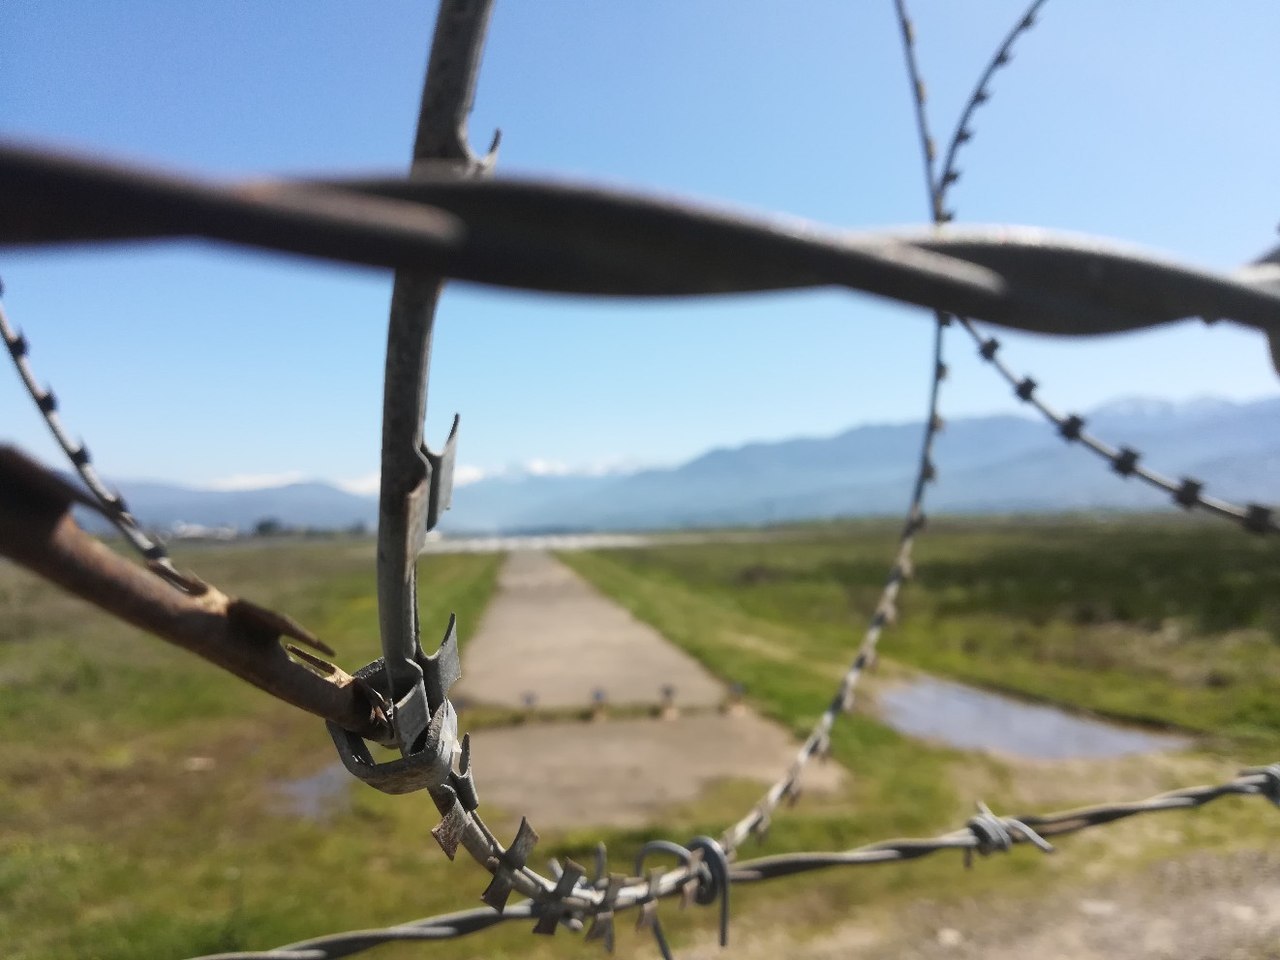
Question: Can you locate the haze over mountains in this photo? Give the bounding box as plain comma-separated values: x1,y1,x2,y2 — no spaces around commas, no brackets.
74,397,1279,536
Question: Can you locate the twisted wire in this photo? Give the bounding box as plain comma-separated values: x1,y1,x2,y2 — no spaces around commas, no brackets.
4,144,1280,339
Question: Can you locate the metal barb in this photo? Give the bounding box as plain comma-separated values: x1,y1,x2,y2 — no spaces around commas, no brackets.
481,818,540,914
532,860,585,935
964,801,1054,868
585,874,624,953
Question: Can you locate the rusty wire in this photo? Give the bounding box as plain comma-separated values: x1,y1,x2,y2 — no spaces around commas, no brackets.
0,298,391,738
3,2,1279,959
3,146,1280,338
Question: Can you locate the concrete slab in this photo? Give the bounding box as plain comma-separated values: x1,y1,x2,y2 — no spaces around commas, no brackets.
454,551,726,709
467,713,846,830
450,550,846,831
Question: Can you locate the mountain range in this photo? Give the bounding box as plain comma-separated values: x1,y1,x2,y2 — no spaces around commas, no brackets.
69,396,1279,536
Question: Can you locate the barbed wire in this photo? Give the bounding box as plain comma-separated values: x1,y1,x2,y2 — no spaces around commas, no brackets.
3,2,1278,959
715,0,962,861
954,321,1279,533
190,764,1280,959
214,0,1280,954
0,291,194,588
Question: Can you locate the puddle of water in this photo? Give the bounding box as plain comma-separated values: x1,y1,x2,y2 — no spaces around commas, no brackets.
878,676,1190,759
275,762,352,820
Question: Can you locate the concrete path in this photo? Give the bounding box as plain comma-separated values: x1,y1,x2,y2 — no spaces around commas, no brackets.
454,551,725,709
451,551,845,829
472,714,841,830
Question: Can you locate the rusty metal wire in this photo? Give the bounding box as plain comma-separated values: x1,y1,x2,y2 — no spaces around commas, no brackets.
4,146,1280,338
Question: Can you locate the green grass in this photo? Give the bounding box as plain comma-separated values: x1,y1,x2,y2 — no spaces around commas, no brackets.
554,518,1280,947
0,540,512,960
7,519,1280,959
562,516,1280,751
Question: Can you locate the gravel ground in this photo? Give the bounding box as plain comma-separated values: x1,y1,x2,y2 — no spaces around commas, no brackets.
696,849,1280,960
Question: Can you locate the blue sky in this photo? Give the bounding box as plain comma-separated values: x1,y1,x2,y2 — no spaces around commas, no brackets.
3,1,1278,492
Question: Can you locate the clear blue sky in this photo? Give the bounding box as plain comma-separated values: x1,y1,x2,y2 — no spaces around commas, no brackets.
3,1,1277,492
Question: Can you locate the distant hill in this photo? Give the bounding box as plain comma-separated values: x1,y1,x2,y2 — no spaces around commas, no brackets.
75,480,379,535
71,396,1280,536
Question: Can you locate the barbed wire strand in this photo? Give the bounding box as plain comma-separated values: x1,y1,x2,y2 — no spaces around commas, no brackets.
954,314,1278,533
375,0,496,725
191,763,1280,959
0,292,195,588
716,0,961,859
919,0,1278,535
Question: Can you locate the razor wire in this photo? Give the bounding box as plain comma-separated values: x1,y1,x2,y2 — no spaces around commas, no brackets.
2,2,1279,959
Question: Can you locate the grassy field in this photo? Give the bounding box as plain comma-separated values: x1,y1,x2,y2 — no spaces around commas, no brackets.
4,518,1279,959
562,516,1280,751
555,515,1280,952
0,540,509,960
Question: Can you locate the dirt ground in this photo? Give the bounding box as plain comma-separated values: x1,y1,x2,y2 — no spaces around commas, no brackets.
677,849,1280,960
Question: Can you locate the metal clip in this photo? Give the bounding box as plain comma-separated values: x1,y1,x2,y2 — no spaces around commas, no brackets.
326,615,462,794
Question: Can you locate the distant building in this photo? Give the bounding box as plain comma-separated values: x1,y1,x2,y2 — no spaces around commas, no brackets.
168,521,238,541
